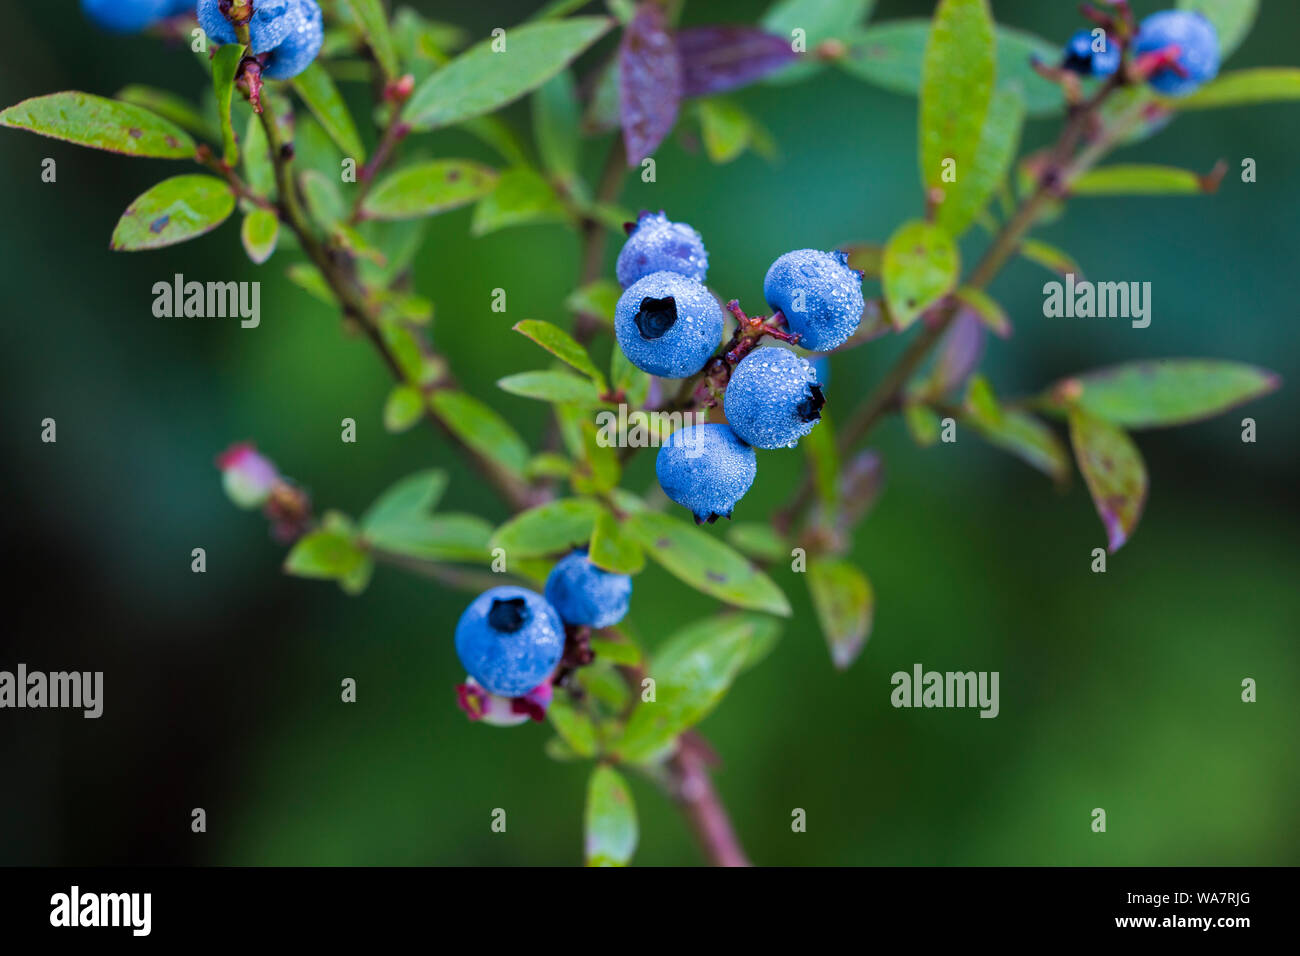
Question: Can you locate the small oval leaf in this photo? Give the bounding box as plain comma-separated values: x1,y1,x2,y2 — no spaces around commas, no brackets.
362,160,498,220
882,219,960,329
111,175,235,251
0,91,196,158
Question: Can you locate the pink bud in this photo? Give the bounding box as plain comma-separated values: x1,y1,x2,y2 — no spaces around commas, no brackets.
455,677,553,727
216,442,279,510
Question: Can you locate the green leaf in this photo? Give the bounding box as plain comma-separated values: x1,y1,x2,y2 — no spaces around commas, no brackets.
0,91,196,158
919,0,995,205
625,511,792,616
513,319,606,388
589,638,642,666
566,279,622,327
110,174,235,251
287,263,337,305
571,417,622,495
840,20,1063,117
954,286,1010,337
365,514,494,562
1177,0,1258,60
428,390,530,477
242,111,275,197
589,509,645,574
284,530,367,579
936,87,1024,237
116,85,214,140
211,42,245,164
726,522,787,562
345,0,401,80
383,384,425,433
1070,164,1215,196
471,166,569,236
903,402,940,446
1048,360,1280,429
842,242,884,278
490,498,603,558
339,555,375,596
610,347,650,405
291,62,367,162
882,219,960,329
963,374,1001,427
1019,238,1081,279
300,169,346,227
361,159,498,220
498,370,603,405
532,69,581,181
807,560,874,669
585,766,638,866
1172,67,1300,109
803,409,841,510
616,613,770,762
761,0,875,85
240,208,279,264
1068,410,1147,553
361,469,449,533
404,17,612,130
697,97,752,163
967,408,1070,483
549,695,598,758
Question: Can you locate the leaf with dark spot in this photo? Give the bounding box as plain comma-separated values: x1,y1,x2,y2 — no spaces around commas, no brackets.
676,26,797,97
111,174,235,251
619,3,682,166
1068,409,1147,552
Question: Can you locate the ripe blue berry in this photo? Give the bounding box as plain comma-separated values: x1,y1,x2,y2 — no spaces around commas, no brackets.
262,0,323,80
724,346,825,449
81,0,170,32
1062,29,1121,77
1134,10,1219,97
544,550,632,629
454,586,565,698
763,249,865,352
198,0,291,54
615,271,724,379
616,211,709,288
656,423,757,524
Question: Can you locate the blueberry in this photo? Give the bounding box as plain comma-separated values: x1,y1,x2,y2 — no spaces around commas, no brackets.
656,423,757,524
1061,28,1121,77
763,249,865,352
81,0,171,32
454,586,565,698
197,0,291,54
544,550,632,629
262,0,323,80
615,271,724,378
724,346,825,450
1134,10,1219,97
616,211,709,288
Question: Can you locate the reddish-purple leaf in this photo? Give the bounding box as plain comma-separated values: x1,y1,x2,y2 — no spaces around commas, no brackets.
676,26,797,97
619,3,682,167
1068,409,1147,553
930,310,986,395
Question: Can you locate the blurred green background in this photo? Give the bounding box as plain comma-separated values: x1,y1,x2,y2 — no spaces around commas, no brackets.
1,0,1296,866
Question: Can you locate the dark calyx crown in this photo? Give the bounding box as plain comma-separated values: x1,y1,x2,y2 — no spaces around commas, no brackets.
488,596,530,633
796,384,827,423
635,296,678,340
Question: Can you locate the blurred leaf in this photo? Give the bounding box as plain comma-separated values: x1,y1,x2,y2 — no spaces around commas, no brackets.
807,560,874,668
726,522,787,562
566,279,622,326
549,695,598,758
954,286,1010,338
626,511,792,616
285,530,367,579
676,25,797,96
903,402,940,446
583,55,622,134
210,43,245,164
589,509,645,574
927,311,985,396
381,319,438,385
491,498,603,557
616,612,769,761
803,409,841,509
116,85,214,140
383,384,424,433
882,219,960,329
339,555,375,596
1048,360,1280,428
345,0,401,80
571,417,622,495
361,470,449,534
513,319,606,388
842,242,883,278
287,263,337,304
300,169,345,227
1070,164,1218,196
525,452,573,479
0,91,196,158
111,175,234,251
1068,410,1147,553
589,637,642,666
936,88,1024,237
968,408,1070,483
362,159,497,220
963,374,1001,427
610,346,651,405
1172,68,1300,109
839,20,1063,117
429,390,531,477
240,208,279,264
619,2,682,165
498,370,603,405
404,17,611,129
1177,0,1258,60
458,113,531,166
532,69,581,182
243,111,275,197
365,514,494,562
585,765,638,866
919,0,994,206
1019,238,1081,279
697,96,751,163
762,0,875,85
471,166,569,236
291,62,367,162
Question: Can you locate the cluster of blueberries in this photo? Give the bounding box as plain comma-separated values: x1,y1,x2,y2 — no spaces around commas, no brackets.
83,0,323,81
1061,9,1220,96
614,212,864,523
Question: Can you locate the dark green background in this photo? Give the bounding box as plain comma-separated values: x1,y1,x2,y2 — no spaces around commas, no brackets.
1,0,1295,865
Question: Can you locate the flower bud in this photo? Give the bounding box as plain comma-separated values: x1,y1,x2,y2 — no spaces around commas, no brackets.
216,442,279,510
455,677,553,727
